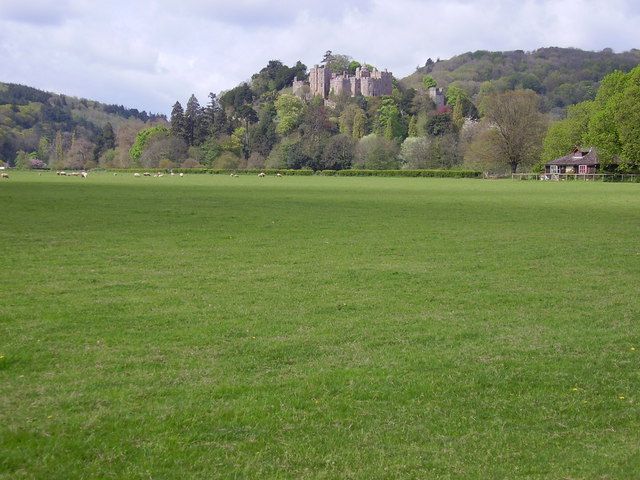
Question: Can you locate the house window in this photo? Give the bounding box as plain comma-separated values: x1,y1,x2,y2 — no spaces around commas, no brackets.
579,165,587,174
550,165,559,174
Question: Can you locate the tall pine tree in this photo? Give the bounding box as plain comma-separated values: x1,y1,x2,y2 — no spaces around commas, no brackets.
170,101,186,142
184,94,201,146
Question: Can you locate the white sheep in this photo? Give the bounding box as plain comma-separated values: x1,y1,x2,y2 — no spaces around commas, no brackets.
134,173,141,177
1,173,8,179
179,173,184,177
258,172,266,177
276,173,282,177
81,172,88,178
143,172,151,177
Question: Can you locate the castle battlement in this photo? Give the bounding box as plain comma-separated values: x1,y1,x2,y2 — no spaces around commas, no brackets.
294,64,393,99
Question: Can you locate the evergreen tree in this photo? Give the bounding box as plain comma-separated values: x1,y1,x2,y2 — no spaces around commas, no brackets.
184,95,201,146
194,106,209,146
204,93,217,132
170,101,186,142
94,122,116,159
249,103,277,157
204,93,230,136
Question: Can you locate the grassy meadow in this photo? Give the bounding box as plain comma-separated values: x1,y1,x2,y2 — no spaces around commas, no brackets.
1,172,639,479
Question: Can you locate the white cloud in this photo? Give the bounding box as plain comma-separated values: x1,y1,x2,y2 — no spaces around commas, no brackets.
0,0,638,114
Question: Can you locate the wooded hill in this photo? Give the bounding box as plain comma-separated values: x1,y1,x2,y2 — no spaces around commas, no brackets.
0,82,164,165
401,47,640,113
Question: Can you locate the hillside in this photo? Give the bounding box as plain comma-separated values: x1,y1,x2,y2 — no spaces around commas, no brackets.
0,82,164,165
401,47,640,112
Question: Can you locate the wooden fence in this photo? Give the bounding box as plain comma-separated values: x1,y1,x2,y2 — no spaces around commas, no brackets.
512,173,640,182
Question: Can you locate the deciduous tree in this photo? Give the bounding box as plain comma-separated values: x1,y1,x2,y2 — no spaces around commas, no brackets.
480,90,547,173
275,94,304,135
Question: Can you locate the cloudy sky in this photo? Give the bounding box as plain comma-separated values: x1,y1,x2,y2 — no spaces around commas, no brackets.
1,0,639,115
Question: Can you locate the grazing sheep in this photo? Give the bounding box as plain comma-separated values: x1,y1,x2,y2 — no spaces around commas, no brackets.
179,173,184,177
113,173,118,176
134,173,141,177
81,172,88,178
170,172,175,176
276,173,282,177
258,172,266,177
143,172,151,177
59,171,67,176
157,173,164,177
1,173,8,179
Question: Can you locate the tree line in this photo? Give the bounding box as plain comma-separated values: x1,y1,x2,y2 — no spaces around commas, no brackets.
2,50,639,174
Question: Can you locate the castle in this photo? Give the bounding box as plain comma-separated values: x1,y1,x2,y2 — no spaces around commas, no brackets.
292,65,446,107
293,64,393,99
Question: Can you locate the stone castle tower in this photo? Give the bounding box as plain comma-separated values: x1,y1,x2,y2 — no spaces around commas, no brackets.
428,87,445,108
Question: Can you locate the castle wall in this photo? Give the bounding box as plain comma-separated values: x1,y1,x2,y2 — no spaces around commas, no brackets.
296,65,393,99
330,75,351,96
292,76,306,97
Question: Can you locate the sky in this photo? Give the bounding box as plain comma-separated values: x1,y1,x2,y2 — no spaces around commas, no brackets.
1,0,639,115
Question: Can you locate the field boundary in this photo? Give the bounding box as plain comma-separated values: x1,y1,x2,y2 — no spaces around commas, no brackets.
513,172,640,182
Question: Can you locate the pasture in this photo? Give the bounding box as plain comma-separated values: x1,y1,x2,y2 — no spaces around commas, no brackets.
1,172,639,478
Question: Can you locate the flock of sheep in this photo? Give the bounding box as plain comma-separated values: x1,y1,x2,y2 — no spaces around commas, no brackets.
0,171,285,180
56,171,88,178
132,172,183,178
130,172,282,178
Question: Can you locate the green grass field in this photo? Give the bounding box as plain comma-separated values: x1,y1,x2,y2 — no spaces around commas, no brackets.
1,172,639,479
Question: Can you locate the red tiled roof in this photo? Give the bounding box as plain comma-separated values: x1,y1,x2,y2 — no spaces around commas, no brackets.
546,147,599,166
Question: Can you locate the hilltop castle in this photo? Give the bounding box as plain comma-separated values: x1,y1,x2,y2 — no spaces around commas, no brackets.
292,65,446,107
293,64,393,99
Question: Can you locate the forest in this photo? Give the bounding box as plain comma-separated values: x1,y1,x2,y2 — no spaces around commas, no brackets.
1,47,639,173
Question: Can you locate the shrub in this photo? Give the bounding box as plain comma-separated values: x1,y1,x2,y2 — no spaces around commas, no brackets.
180,159,203,169
354,134,400,169
29,158,47,169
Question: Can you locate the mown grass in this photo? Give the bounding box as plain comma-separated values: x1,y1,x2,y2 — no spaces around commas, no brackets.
1,172,639,479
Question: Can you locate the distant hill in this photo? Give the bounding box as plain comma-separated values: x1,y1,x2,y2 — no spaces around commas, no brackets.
401,47,640,113
0,82,164,164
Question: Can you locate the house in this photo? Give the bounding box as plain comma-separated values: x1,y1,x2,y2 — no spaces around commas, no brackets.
545,147,600,175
